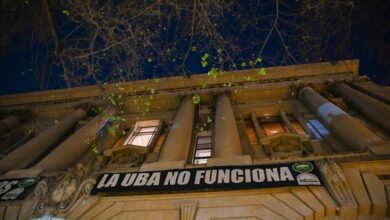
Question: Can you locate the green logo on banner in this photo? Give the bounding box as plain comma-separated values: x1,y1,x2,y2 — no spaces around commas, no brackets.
292,162,313,173
18,177,40,188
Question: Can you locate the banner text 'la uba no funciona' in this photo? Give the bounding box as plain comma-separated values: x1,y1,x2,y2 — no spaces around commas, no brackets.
91,161,322,195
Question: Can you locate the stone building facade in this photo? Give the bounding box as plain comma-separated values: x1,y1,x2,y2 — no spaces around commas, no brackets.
0,59,389,219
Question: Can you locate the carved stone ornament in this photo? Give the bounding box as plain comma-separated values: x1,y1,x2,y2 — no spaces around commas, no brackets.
33,163,97,216
316,158,357,207
260,133,309,157
98,146,144,168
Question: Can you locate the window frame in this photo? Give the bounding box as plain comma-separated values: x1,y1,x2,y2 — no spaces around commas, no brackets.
259,116,307,137
123,120,162,151
193,134,212,165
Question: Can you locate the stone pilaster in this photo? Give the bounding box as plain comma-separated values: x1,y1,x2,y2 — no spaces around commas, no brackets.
208,94,252,166
35,106,117,171
0,127,24,153
336,83,390,134
0,108,88,174
0,116,20,135
213,94,242,158
299,87,383,151
159,96,195,162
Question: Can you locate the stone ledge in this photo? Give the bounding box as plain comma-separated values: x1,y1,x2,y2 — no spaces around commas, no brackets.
207,155,252,167
139,160,186,172
368,142,390,155
0,167,44,179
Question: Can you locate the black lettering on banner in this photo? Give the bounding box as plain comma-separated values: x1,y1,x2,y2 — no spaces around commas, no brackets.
91,161,322,196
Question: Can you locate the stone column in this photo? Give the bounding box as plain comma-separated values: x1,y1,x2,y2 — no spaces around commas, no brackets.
0,127,25,153
336,83,390,134
299,87,383,151
0,116,20,135
159,97,195,161
35,106,117,171
213,93,242,157
0,108,88,174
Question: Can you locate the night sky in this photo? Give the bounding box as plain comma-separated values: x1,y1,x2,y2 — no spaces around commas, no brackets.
0,1,389,95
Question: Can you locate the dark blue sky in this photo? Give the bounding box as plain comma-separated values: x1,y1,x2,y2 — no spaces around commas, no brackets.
0,1,388,95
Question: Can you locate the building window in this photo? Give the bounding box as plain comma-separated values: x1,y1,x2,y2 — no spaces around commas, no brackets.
307,119,329,139
123,120,161,148
124,126,157,147
292,121,307,135
260,117,307,137
193,135,212,165
262,122,286,136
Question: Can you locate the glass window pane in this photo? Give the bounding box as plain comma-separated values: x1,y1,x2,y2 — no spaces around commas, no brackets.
306,122,322,139
263,123,285,136
139,126,157,132
309,119,330,136
195,149,211,158
130,134,154,147
197,136,212,144
194,158,208,164
196,144,211,149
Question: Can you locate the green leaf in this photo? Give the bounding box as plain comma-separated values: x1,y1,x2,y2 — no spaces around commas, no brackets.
201,53,209,61
62,10,70,16
207,116,213,123
255,57,262,63
191,46,197,52
92,146,100,154
192,95,201,104
249,60,254,67
110,99,117,106
208,67,218,79
201,60,208,68
258,67,267,75
217,48,222,53
107,127,116,136
147,58,153,63
241,62,246,68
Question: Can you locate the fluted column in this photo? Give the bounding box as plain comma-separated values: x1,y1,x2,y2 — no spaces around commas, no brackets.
35,106,117,171
0,108,88,173
336,83,390,134
299,87,383,151
0,116,20,135
214,94,242,157
159,97,195,161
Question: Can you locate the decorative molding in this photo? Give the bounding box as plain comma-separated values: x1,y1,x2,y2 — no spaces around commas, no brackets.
260,133,309,158
316,158,358,216
33,163,96,217
98,146,145,169
181,202,198,220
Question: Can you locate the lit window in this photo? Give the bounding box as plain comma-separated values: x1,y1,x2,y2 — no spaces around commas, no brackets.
123,120,160,147
193,136,212,165
262,123,286,136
